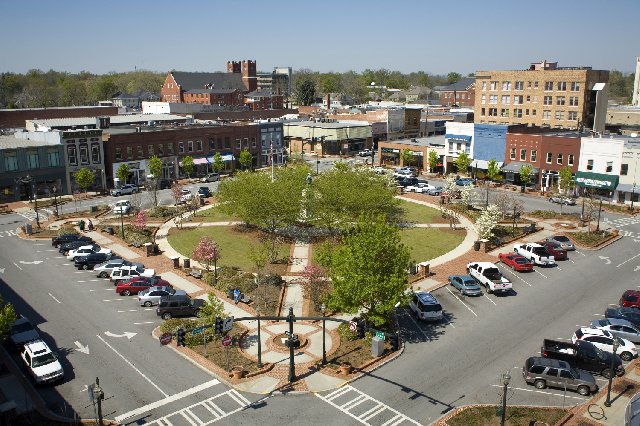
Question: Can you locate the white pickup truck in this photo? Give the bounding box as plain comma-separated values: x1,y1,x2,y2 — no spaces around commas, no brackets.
513,243,555,266
467,262,513,294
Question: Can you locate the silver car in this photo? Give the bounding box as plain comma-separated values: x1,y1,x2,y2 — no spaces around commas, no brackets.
138,287,184,307
590,318,640,344
545,235,576,251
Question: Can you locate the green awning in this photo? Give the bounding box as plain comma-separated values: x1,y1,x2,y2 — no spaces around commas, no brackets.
575,171,618,190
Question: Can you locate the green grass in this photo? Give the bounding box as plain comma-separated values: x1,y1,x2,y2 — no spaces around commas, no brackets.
398,200,444,224
189,206,239,223
168,225,290,271
447,406,566,426
400,227,465,263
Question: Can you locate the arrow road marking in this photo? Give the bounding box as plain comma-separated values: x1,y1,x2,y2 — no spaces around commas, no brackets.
74,341,90,355
19,260,43,265
104,331,137,340
599,256,612,265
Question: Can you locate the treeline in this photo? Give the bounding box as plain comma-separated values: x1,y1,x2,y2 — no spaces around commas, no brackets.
0,69,165,109
608,70,636,103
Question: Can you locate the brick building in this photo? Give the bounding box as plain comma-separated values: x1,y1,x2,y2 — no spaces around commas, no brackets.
475,60,609,131
182,89,244,107
439,78,476,107
0,106,118,129
244,90,284,110
283,121,372,156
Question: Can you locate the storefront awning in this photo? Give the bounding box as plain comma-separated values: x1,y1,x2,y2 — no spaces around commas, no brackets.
575,171,619,190
206,154,235,163
444,134,472,142
501,162,539,174
472,160,503,170
179,157,208,166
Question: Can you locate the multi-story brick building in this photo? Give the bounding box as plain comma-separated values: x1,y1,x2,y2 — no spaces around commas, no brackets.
182,89,244,107
439,78,476,107
0,106,118,130
244,90,284,110
475,60,609,131
283,121,372,156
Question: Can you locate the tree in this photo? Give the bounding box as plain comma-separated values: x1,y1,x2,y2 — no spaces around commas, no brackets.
428,150,439,173
322,216,410,327
212,152,225,173
131,209,147,232
239,149,253,171
318,73,343,95
447,72,462,84
519,164,533,189
559,166,573,194
73,168,94,193
401,149,414,167
0,296,17,342
486,159,501,182
197,292,226,330
293,76,316,106
474,204,502,241
192,236,221,277
182,155,195,178
460,184,477,210
455,152,471,176
301,265,331,312
171,181,184,206
116,163,130,185
148,155,163,207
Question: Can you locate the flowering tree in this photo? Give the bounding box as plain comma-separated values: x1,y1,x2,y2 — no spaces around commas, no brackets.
301,265,331,312
132,209,147,232
192,236,221,282
474,204,502,240
460,184,476,210
171,182,183,206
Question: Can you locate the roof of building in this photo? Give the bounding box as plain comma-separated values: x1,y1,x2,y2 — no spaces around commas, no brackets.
185,89,238,94
0,135,60,149
112,93,138,99
28,113,188,129
439,78,475,92
379,135,446,147
246,90,280,98
170,71,245,91
284,120,370,129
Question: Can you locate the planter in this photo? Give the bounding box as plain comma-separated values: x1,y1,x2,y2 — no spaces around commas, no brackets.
231,366,244,379
339,362,352,375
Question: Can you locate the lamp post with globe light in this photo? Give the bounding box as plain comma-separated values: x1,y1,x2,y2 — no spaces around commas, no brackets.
604,339,620,407
500,372,511,426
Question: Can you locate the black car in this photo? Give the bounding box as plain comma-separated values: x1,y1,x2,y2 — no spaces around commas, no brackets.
156,295,204,320
158,179,173,190
74,253,117,270
51,233,91,248
398,177,419,187
197,187,212,198
59,239,92,254
605,307,640,327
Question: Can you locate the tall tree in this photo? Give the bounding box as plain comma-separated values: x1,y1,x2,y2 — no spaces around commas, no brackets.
212,152,225,173
192,236,221,275
401,149,414,167
322,216,410,327
474,204,502,240
455,152,471,176
73,168,94,193
238,149,253,171
519,164,533,190
447,72,462,84
116,163,130,185
428,150,439,173
558,166,573,193
318,73,343,94
148,155,163,207
486,159,501,182
293,76,316,106
181,155,195,178
0,296,17,342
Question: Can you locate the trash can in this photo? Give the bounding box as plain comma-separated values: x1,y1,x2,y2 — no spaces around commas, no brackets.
183,258,191,269
144,242,152,257
153,244,159,254
474,241,481,251
371,336,385,357
170,256,179,268
106,227,114,235
90,205,97,213
25,223,33,235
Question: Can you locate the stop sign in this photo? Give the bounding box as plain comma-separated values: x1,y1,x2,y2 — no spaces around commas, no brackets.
222,335,232,346
159,332,172,346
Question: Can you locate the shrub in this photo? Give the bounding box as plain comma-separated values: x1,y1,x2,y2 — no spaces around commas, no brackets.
159,318,199,333
337,323,358,341
213,267,257,293
259,274,284,287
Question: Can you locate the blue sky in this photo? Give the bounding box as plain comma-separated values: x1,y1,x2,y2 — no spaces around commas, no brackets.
1,0,638,75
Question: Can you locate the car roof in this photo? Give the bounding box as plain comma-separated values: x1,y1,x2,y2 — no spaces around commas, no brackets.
451,274,476,282
623,290,640,297
579,327,612,338
24,340,51,355
607,318,635,328
468,261,498,268
13,316,32,326
527,356,569,369
414,291,439,305
526,243,543,248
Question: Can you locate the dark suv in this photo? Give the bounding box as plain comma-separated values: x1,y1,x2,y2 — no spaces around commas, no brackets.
523,357,597,396
156,295,204,320
74,253,115,270
52,233,91,248
620,290,640,309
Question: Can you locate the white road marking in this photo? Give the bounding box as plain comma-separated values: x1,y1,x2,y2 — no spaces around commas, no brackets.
77,280,86,283
535,269,548,279
56,256,65,259
484,294,497,306
13,262,22,271
74,271,84,274
499,265,532,287
134,321,155,325
145,308,154,311
90,279,99,282
575,250,586,256
114,379,221,423
443,317,456,329
490,384,587,401
593,313,605,317
74,341,90,355
402,312,432,341
48,293,61,304
556,265,562,271
102,299,124,302
446,287,478,317
569,259,575,264
96,334,168,397
617,253,640,268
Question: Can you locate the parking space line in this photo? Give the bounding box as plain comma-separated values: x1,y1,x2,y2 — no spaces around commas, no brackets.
484,294,497,306
134,321,155,325
490,384,587,401
575,250,586,256
403,312,432,341
77,280,86,283
446,287,478,317
568,259,575,264
617,252,640,268
444,317,456,329
556,265,562,271
535,269,548,279
90,279,99,282
499,265,532,287
593,313,605,317
103,299,125,302
48,293,61,304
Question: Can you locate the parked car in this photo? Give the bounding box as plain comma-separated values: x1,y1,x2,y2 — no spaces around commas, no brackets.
455,178,475,186
393,167,417,178
197,187,212,198
467,261,512,294
498,252,533,272
94,259,137,278
605,307,640,328
542,241,568,260
51,233,91,248
426,186,444,196
157,179,173,190
572,327,637,361
620,290,640,308
178,189,193,204
110,184,139,196
110,265,155,283
513,243,555,266
541,338,624,378
112,200,131,215
116,277,171,296
156,294,204,320
549,195,576,205
408,291,443,321
590,318,640,344
66,244,112,261
448,275,483,296
358,149,373,157
21,340,64,384
397,177,419,187
201,173,220,183
522,357,597,396
372,166,387,175
59,240,92,255
138,287,186,307
74,252,114,270
9,316,39,349
545,235,576,251
405,183,435,193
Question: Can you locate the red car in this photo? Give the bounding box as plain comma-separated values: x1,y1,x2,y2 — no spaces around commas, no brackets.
620,290,640,308
498,252,533,272
542,241,568,260
116,276,170,296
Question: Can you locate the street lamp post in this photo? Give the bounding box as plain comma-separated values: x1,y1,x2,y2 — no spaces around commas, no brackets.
93,376,104,426
33,182,40,229
52,185,59,217
631,182,637,212
604,340,620,407
321,303,327,366
120,208,125,239
286,307,296,383
256,307,263,369
500,372,511,426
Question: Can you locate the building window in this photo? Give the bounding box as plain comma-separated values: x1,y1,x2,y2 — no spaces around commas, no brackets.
500,108,509,117
501,95,510,104
168,143,174,155
556,96,566,105
481,107,486,116
546,152,552,164
481,94,486,104
26,150,39,169
158,144,163,156
606,161,613,173
4,150,17,171
557,81,567,91
126,146,133,159
531,150,537,162
513,95,523,105
47,148,60,167
510,148,516,160
557,153,563,164
243,138,249,148
489,95,497,104
148,145,154,156
544,81,553,91
571,82,580,91
568,111,578,120
515,81,524,90
178,142,184,154
236,139,241,149
501,81,511,90
520,149,526,161
534,81,539,89
542,110,551,120
91,143,100,163
555,111,565,120
532,109,537,116
488,108,497,117
543,96,553,105
621,164,628,175
187,141,194,152
569,96,579,106
196,140,203,151
490,81,497,90
568,154,574,165
136,146,143,158
79,144,89,165
526,95,531,102
532,95,538,103
252,137,256,148
587,159,593,171
514,108,522,118
209,139,215,150
482,81,487,90
525,109,530,116
115,147,122,161
67,145,77,165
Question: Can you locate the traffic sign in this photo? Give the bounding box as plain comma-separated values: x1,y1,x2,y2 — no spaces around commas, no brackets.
191,326,204,335
349,321,357,332
222,317,234,332
222,335,232,347
375,331,385,341
159,332,172,346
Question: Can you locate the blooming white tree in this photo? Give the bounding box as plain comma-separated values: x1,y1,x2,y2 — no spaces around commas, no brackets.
474,204,502,240
460,184,477,209
444,174,457,195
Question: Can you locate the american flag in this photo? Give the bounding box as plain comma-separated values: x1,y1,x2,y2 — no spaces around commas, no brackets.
269,140,273,165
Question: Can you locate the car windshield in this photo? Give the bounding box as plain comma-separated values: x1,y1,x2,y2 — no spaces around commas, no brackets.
32,353,57,367
11,322,34,334
515,258,528,264
533,248,548,255
569,367,580,378
593,346,607,360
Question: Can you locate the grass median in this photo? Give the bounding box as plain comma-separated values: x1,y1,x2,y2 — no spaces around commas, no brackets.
400,227,465,264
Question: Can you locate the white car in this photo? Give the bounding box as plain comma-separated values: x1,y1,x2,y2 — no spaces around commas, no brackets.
405,183,435,193
372,166,387,175
112,200,131,215
110,265,156,283
179,189,193,204
66,244,112,260
513,243,555,266
572,327,637,361
21,340,64,384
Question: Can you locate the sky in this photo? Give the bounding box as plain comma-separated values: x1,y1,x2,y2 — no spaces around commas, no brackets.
1,0,639,76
